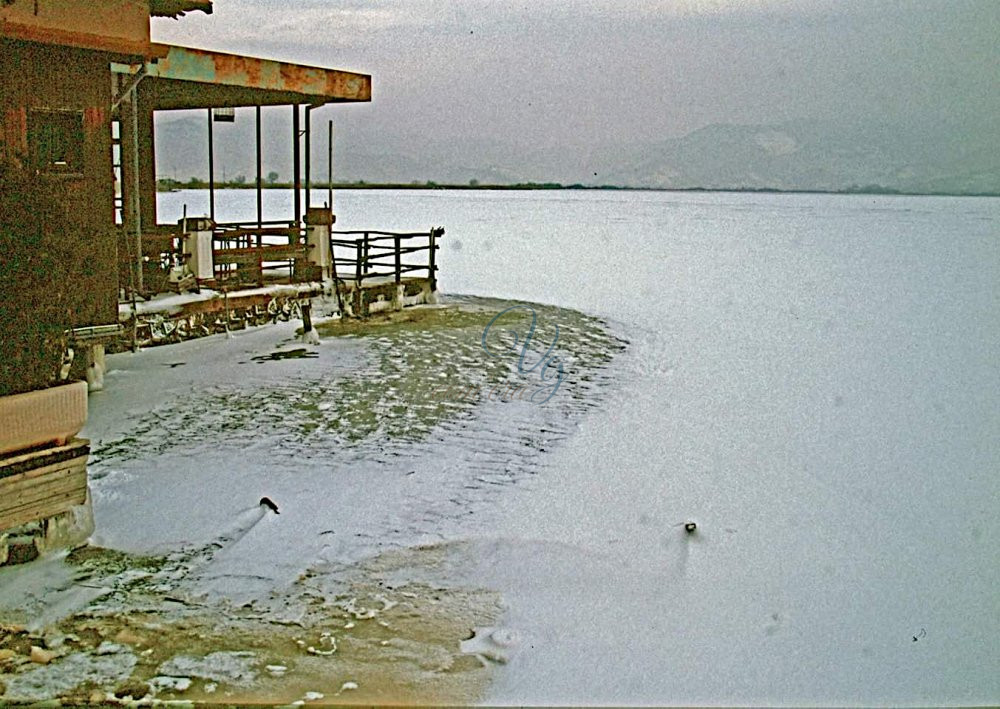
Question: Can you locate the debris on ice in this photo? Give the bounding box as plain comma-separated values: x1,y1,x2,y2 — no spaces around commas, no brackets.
149,675,192,692
158,651,257,686
460,626,520,665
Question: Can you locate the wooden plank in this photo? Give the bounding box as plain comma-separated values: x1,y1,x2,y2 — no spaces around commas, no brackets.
365,245,428,261
0,454,87,483
1,461,84,499
213,247,307,263
0,439,89,474
0,447,88,532
1,465,86,498
4,469,87,511
213,246,306,256
0,489,88,532
4,483,86,519
214,227,297,239
4,477,87,513
0,455,88,488
331,230,429,238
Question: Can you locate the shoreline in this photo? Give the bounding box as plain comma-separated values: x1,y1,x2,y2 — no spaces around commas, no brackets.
157,183,1000,199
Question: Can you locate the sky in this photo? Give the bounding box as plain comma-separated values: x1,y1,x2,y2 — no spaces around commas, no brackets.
149,0,1000,178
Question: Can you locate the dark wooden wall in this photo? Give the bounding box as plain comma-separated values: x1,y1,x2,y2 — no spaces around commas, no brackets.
0,39,118,328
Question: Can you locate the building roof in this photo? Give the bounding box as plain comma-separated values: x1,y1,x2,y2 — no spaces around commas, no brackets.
132,43,371,109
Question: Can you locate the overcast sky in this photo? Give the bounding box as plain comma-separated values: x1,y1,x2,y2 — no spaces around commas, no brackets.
151,0,999,153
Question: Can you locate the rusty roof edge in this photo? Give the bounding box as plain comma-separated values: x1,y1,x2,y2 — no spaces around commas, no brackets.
144,43,371,103
149,42,371,79
148,43,371,81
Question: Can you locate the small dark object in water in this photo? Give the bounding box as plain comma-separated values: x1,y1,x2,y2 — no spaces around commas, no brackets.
684,522,697,534
260,497,280,514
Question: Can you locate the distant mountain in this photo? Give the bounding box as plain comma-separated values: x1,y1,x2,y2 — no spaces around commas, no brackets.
154,116,1000,194
603,120,1000,194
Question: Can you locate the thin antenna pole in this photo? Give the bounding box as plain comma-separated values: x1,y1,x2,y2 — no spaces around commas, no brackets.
292,104,301,224
256,105,262,230
304,105,312,210
207,108,215,222
328,120,333,212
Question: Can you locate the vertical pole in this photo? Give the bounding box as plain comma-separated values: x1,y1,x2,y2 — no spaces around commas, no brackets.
394,235,401,284
301,300,313,334
136,91,157,232
327,120,333,212
428,228,437,291
121,86,144,294
354,241,362,285
362,232,369,278
292,104,301,225
207,108,215,222
304,105,311,210
255,105,262,230
330,235,344,313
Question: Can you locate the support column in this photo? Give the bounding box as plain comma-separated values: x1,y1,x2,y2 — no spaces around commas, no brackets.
136,88,157,233
292,104,301,225
304,206,332,280
120,86,143,294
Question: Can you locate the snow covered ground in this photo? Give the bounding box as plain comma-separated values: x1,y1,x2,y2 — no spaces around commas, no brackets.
2,189,998,705
0,296,626,704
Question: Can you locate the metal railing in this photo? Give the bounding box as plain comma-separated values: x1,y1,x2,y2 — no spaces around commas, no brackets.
211,221,314,286
120,223,444,299
330,227,443,289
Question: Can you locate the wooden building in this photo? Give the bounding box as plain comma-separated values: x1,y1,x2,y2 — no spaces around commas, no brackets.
0,0,375,560
2,0,371,339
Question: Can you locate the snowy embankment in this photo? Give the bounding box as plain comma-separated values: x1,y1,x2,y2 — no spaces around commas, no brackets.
0,295,626,704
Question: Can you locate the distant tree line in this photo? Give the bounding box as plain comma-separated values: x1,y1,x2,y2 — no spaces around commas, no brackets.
155,176,998,197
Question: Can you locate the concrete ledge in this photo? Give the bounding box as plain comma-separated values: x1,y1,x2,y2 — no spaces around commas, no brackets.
0,382,88,457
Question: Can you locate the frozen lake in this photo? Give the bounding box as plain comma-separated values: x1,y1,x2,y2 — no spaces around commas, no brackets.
149,188,999,703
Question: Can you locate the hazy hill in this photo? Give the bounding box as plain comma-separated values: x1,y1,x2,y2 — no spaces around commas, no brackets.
154,115,1000,194
603,120,1000,194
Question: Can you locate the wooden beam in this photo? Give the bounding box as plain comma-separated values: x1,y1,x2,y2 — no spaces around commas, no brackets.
0,456,88,533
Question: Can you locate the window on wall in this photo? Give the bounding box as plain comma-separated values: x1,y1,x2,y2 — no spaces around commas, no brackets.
28,110,85,175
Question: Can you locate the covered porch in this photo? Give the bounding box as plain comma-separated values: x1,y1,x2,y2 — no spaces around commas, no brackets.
114,42,377,296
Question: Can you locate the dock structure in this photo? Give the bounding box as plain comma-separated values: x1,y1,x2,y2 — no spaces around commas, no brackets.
109,42,443,346
3,0,444,357
119,222,443,348
1,0,437,557
117,41,370,301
